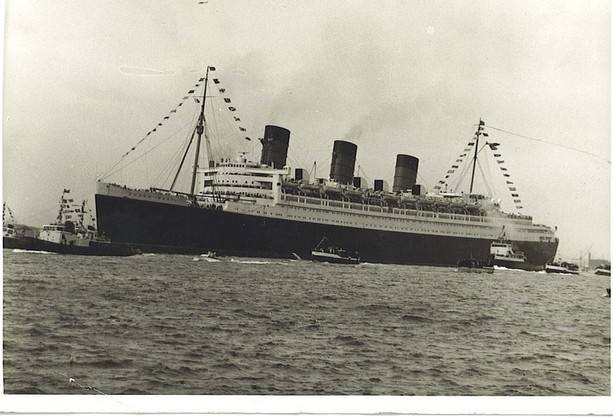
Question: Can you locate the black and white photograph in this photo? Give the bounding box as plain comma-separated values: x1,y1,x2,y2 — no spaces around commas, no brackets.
2,0,611,413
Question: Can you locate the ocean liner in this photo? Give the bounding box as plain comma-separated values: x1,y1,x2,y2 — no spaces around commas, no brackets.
95,66,559,267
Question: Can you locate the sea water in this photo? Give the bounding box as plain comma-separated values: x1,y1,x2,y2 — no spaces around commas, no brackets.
3,249,610,395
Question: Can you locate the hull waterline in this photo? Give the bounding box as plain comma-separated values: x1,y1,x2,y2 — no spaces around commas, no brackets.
95,193,559,267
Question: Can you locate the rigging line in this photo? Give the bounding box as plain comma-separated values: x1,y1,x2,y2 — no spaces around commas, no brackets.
451,151,474,192
476,159,494,199
102,119,195,181
170,126,198,191
156,107,200,187
415,173,430,190
453,141,490,191
99,80,208,180
486,125,611,164
105,108,198,182
155,129,192,188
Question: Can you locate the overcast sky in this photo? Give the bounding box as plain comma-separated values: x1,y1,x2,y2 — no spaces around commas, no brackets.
3,0,610,260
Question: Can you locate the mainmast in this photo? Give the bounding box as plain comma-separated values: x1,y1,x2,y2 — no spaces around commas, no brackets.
468,119,485,195
190,65,215,197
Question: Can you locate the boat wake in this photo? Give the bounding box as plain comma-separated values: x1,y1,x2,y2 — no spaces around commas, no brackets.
193,257,221,262
230,259,287,265
12,249,55,255
493,265,532,273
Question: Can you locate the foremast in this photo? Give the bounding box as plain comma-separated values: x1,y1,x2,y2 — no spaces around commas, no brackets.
190,65,215,197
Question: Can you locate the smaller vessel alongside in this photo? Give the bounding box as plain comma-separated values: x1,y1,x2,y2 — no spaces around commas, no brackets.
490,240,536,271
3,203,40,250
311,237,360,265
8,190,139,256
457,258,494,273
594,263,611,276
545,261,580,275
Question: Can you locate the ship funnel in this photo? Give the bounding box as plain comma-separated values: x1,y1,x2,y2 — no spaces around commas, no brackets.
329,140,357,185
392,154,419,193
260,125,290,168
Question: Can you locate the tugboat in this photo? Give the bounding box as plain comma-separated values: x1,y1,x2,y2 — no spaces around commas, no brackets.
311,237,360,264
3,203,40,250
29,190,139,256
595,263,611,276
545,261,580,275
457,257,494,273
490,240,535,271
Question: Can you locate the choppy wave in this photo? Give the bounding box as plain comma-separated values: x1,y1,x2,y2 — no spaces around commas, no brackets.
3,251,609,395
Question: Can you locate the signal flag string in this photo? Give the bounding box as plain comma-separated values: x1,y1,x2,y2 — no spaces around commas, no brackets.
98,74,210,181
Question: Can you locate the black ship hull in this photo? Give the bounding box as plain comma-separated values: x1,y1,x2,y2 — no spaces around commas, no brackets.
3,235,138,256
95,194,559,267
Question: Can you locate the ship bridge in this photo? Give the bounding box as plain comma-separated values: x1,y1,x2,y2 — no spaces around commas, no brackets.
198,155,290,204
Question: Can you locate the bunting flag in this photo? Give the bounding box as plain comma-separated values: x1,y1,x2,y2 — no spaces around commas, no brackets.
506,181,513,184
447,170,454,174
500,167,507,171
170,109,177,113
494,153,501,157
468,142,475,146
511,194,519,197
513,199,522,203
209,75,251,140
497,160,504,164
199,77,205,82
193,98,200,103
188,90,195,94
509,187,516,191
452,165,459,168
163,116,169,120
